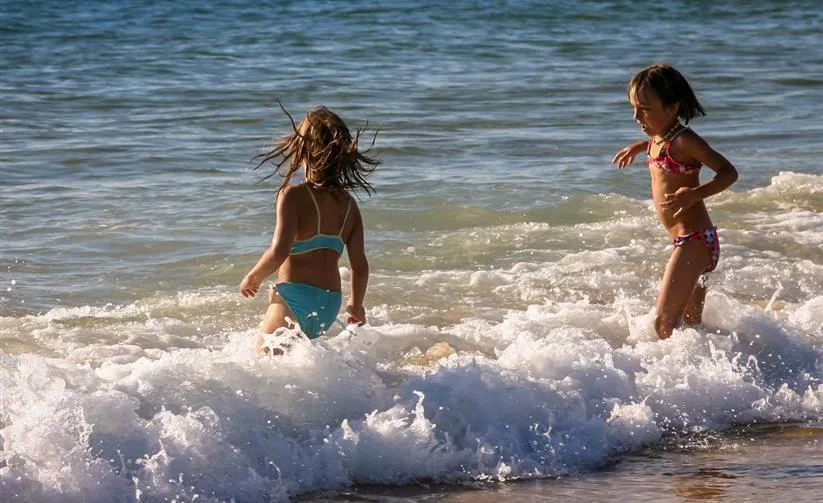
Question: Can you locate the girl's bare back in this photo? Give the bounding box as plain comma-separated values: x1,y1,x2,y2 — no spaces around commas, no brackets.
278,184,357,292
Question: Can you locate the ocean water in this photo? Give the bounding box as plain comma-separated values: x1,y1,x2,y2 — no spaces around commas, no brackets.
1,0,822,502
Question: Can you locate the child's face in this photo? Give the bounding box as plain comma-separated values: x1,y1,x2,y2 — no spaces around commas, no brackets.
629,86,679,137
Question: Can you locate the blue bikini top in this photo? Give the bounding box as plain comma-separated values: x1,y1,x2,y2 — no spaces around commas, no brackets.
289,186,350,256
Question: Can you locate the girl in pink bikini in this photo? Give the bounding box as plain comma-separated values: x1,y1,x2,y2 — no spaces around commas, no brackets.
612,63,739,339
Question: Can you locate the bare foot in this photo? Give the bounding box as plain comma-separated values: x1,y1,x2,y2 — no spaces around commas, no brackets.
256,332,301,356
257,345,285,356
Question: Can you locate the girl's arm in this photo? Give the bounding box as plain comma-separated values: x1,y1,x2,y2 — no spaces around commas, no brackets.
662,132,739,215
344,202,369,325
239,187,299,298
612,139,648,169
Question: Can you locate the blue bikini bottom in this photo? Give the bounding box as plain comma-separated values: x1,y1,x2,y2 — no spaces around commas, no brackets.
273,282,342,339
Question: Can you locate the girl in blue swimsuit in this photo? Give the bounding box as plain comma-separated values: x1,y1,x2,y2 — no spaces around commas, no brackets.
612,64,739,340
240,105,378,352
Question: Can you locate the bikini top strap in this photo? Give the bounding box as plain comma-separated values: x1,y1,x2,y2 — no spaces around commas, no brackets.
338,196,352,236
305,185,321,233
663,126,688,148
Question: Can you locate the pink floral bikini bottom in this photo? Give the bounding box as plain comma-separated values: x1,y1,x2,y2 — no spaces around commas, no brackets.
672,226,720,274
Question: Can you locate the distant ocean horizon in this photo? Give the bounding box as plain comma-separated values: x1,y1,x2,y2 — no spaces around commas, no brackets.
1,1,821,501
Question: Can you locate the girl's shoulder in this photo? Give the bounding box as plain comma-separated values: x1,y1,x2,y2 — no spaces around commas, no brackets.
279,184,303,199
667,127,707,165
281,183,303,194
668,126,707,152
334,189,360,215
277,183,311,208
329,187,355,205
670,126,704,146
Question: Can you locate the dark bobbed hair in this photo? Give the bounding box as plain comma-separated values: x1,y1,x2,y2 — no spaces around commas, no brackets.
628,64,706,124
254,103,379,196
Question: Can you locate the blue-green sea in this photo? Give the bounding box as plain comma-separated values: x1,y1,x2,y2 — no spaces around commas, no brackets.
1,1,821,502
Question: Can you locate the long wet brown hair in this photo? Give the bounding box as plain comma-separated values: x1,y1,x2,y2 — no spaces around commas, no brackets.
254,103,379,196
628,63,706,124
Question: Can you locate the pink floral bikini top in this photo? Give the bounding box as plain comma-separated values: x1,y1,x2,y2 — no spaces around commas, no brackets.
647,127,701,174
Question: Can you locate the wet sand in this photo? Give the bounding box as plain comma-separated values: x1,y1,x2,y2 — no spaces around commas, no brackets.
304,424,823,502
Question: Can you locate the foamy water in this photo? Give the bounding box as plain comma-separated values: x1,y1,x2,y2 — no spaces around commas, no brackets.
2,173,821,502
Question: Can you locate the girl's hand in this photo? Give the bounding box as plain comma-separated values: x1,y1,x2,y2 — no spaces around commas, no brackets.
661,187,699,217
239,273,262,298
346,304,366,326
612,140,647,170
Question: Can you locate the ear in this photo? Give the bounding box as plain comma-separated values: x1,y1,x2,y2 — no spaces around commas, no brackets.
669,101,681,118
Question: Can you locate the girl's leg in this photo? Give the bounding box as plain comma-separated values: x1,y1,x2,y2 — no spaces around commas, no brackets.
655,241,713,339
683,279,707,326
256,287,295,354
